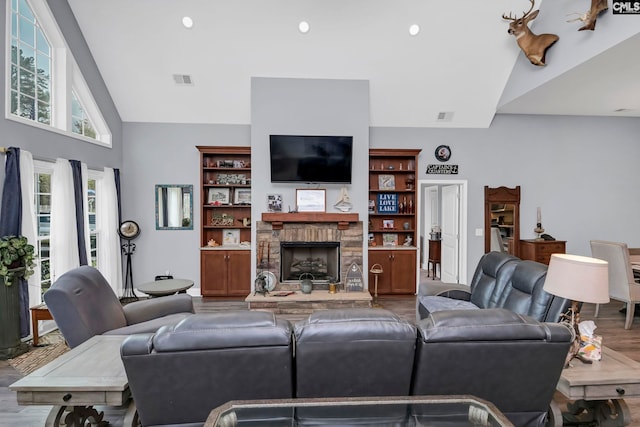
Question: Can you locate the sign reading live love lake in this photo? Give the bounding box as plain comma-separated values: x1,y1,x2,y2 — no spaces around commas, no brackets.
427,164,459,174
377,193,398,213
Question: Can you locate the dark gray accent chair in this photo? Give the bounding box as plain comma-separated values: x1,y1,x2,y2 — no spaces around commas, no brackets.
44,265,194,348
412,308,572,427
294,308,417,398
121,311,293,427
417,251,569,323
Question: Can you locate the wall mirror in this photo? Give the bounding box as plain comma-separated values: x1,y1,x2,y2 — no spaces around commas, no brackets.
484,186,520,256
156,185,193,230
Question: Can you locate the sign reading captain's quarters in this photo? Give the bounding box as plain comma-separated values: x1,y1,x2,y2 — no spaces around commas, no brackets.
427,164,459,174
377,193,398,213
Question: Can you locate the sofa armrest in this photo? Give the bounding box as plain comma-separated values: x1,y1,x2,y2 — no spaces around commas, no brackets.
123,294,195,325
417,280,470,297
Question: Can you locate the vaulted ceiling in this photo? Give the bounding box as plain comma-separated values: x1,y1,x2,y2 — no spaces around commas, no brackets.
67,0,640,128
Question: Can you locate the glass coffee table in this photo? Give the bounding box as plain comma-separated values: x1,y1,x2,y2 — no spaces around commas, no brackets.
205,395,514,427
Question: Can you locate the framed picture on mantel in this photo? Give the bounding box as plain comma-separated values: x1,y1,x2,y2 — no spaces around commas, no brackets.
296,189,326,212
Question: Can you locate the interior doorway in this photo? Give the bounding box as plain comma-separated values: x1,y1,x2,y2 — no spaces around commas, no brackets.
418,179,467,284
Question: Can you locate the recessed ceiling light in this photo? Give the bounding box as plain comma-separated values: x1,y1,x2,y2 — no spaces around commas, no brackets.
182,16,194,29
409,24,420,36
299,21,310,34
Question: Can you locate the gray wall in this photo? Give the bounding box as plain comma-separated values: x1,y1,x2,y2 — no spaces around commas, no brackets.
123,110,640,289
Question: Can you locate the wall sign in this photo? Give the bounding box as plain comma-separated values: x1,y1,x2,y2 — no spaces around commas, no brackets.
427,164,459,174
435,145,452,162
344,262,364,292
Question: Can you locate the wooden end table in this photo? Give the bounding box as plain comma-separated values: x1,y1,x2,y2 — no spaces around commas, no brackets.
30,303,53,346
10,335,137,427
552,346,640,426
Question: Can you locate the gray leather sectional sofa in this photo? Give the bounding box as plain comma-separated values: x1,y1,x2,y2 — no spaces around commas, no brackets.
121,307,572,427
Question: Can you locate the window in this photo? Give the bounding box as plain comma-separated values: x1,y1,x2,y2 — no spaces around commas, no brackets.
34,163,51,296
72,91,97,139
87,176,98,267
7,0,112,146
10,0,51,124
34,161,103,295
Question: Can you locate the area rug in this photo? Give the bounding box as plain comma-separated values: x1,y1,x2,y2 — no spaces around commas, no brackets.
8,331,69,375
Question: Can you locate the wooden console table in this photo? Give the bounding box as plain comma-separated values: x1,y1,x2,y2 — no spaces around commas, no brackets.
10,335,137,427
519,239,566,265
551,346,640,426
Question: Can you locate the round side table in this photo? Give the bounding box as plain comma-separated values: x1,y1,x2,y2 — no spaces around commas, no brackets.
136,279,194,297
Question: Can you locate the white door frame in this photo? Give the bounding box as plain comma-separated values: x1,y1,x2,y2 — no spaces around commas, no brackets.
417,179,468,285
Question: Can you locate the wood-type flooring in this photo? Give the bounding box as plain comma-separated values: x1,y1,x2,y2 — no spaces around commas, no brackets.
1,289,640,426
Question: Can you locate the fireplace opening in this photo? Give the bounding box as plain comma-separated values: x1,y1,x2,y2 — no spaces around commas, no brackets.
280,242,340,283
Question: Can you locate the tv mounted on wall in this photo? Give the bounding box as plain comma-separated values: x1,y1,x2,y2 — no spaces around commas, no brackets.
269,135,353,184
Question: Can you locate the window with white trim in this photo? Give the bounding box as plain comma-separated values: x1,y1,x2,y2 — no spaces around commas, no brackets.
7,0,112,146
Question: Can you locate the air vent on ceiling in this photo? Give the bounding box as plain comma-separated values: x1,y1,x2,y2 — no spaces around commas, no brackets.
436,111,454,122
173,74,193,85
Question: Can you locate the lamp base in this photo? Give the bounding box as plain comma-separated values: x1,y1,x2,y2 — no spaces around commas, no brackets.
563,300,593,367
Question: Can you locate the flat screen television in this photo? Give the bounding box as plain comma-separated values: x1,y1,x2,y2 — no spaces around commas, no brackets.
269,135,353,183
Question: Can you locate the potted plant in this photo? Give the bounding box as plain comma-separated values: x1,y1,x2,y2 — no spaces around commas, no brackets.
0,235,35,359
0,235,36,286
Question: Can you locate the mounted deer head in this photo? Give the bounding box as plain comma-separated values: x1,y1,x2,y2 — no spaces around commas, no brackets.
503,0,559,66
578,0,609,31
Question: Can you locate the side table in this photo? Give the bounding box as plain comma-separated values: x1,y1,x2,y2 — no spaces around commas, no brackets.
136,278,194,297
552,346,640,426
30,303,53,346
427,239,441,279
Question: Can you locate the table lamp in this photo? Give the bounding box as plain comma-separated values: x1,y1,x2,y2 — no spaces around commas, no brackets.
543,253,609,365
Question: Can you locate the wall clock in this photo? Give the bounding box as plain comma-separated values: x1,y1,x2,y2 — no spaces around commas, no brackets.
118,220,140,240
435,145,451,162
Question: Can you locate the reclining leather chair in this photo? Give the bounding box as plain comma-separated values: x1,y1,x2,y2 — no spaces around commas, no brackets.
44,266,194,348
418,253,569,323
412,308,572,427
294,308,417,398
121,311,294,427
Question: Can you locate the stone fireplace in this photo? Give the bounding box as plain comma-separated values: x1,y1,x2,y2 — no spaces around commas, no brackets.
256,213,363,291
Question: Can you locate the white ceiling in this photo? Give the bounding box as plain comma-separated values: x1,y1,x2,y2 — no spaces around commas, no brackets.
66,0,640,129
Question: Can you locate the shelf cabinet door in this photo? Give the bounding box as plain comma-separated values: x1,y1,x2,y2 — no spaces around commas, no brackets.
368,249,417,295
227,250,251,296
201,251,229,297
390,250,417,294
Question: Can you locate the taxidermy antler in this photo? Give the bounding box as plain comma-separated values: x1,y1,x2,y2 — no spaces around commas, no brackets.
576,0,609,31
502,0,559,66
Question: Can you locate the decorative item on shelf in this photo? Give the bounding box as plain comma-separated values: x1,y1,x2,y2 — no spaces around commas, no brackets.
368,199,376,214
334,187,353,212
534,207,545,239
383,233,398,247
543,253,609,367
377,193,398,213
299,273,314,294
267,194,283,212
0,235,36,287
328,282,337,294
502,0,559,66
238,217,251,227
378,174,395,190
296,189,326,212
369,263,383,307
368,233,375,246
403,222,410,230
406,174,415,190
207,239,220,247
212,213,234,226
222,229,240,246
234,188,251,205
208,188,230,205
403,235,413,246
383,219,395,229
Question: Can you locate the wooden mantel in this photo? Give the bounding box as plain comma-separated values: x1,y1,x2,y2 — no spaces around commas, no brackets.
261,212,359,230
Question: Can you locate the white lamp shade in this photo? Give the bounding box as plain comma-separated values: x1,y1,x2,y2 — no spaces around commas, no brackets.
544,254,610,304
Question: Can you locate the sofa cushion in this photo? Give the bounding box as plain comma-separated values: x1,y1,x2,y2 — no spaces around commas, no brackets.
416,295,479,315
294,308,416,398
493,260,552,321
